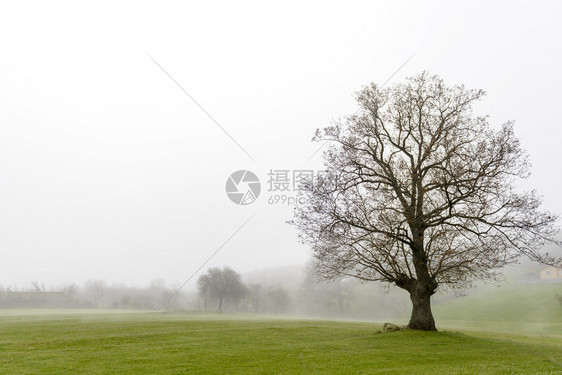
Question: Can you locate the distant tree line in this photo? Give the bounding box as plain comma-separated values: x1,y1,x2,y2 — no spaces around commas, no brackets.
193,265,412,318
2,263,560,318
196,266,294,314
0,265,414,319
0,282,83,309
0,279,186,310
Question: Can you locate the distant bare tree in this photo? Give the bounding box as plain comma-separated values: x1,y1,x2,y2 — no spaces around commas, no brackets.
301,263,351,316
293,72,560,331
197,267,247,313
31,281,44,292
62,283,78,300
267,287,291,315
85,280,106,309
248,283,263,313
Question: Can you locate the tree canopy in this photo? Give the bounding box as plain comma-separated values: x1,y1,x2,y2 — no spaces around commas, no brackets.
197,266,248,312
292,72,560,330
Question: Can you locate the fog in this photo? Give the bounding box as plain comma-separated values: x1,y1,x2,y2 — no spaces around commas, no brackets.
1,1,561,293
1,261,559,335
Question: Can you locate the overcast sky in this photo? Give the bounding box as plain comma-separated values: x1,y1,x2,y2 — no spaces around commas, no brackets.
1,1,561,288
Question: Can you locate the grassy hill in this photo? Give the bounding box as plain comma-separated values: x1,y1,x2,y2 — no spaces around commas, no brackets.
433,282,562,335
0,310,560,374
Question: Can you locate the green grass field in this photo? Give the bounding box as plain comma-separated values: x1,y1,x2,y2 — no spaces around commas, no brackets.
0,310,561,374
433,283,562,337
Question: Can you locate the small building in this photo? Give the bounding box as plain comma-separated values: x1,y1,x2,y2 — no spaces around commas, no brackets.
539,266,562,280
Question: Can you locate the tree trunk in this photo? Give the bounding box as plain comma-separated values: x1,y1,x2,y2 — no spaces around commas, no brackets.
218,296,223,313
407,228,437,331
407,289,436,331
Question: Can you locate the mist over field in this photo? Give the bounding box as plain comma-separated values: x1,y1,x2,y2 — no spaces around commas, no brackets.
2,261,560,337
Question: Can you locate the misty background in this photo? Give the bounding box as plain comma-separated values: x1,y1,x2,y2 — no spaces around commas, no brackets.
1,0,561,306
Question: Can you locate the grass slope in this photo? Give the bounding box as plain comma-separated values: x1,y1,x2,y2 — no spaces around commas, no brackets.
0,311,560,374
434,283,562,335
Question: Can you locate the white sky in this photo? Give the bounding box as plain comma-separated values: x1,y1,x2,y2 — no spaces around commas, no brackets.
1,0,561,288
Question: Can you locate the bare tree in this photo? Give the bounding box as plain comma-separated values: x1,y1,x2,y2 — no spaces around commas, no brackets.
84,279,106,309
248,283,263,313
198,274,211,312
197,267,248,313
301,263,352,316
62,283,78,300
267,287,291,315
31,281,44,292
292,72,560,331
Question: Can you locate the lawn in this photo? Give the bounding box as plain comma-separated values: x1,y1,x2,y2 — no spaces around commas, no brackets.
0,310,561,374
433,282,562,337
